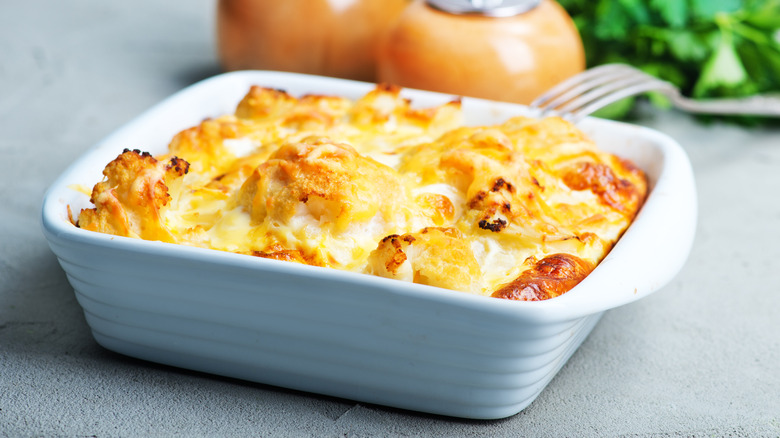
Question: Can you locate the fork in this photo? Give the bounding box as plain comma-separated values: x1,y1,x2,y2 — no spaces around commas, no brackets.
530,63,780,123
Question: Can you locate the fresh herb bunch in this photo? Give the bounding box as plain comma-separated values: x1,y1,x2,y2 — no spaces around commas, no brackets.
557,0,780,120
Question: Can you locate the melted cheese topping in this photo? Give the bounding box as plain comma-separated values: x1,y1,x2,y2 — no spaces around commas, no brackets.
77,84,647,300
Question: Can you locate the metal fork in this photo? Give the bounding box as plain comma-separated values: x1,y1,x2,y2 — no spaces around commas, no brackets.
530,63,780,123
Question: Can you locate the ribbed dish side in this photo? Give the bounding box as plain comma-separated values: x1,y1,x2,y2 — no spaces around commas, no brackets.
86,313,599,420
47,236,600,419
61,258,585,385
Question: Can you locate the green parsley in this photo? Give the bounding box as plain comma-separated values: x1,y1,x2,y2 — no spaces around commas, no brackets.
557,0,780,121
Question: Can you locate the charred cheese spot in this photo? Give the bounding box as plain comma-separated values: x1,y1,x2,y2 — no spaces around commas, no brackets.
478,217,508,232
373,233,416,274
491,177,515,193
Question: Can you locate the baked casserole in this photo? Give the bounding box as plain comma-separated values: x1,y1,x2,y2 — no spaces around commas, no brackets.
75,84,647,301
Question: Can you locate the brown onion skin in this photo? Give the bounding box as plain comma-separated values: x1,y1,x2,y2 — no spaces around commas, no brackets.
217,0,409,82
377,0,585,104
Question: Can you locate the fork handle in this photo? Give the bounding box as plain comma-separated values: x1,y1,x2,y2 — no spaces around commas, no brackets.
672,94,780,116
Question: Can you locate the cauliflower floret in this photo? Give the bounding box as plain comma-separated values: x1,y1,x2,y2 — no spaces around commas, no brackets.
349,83,461,134
237,136,407,232
366,227,481,293
235,86,298,120
166,116,247,176
77,149,189,243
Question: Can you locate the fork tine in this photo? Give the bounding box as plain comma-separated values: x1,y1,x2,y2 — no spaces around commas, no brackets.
530,64,617,107
567,78,677,123
555,71,663,115
530,64,636,110
536,69,639,116
531,63,678,123
532,63,780,121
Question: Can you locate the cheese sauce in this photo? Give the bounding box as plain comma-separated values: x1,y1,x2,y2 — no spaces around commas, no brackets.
77,85,647,300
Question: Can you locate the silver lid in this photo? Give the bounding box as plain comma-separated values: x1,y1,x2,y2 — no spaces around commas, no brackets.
426,0,542,17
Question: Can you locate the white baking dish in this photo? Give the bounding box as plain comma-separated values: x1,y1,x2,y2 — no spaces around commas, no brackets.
41,71,696,419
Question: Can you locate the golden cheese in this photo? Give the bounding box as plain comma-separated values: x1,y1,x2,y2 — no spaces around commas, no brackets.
76,84,647,300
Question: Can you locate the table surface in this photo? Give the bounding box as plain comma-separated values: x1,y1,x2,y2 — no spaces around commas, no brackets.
2,1,779,436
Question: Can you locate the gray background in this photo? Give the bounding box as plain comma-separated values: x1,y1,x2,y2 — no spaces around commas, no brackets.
2,0,779,436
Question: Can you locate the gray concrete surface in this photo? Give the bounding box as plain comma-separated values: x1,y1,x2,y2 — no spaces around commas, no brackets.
2,0,779,436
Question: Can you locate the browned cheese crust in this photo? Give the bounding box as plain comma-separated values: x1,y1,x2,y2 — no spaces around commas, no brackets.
491,253,593,301
76,85,647,301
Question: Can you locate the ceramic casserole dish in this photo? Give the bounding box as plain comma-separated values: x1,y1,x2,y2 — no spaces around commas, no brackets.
41,71,696,419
